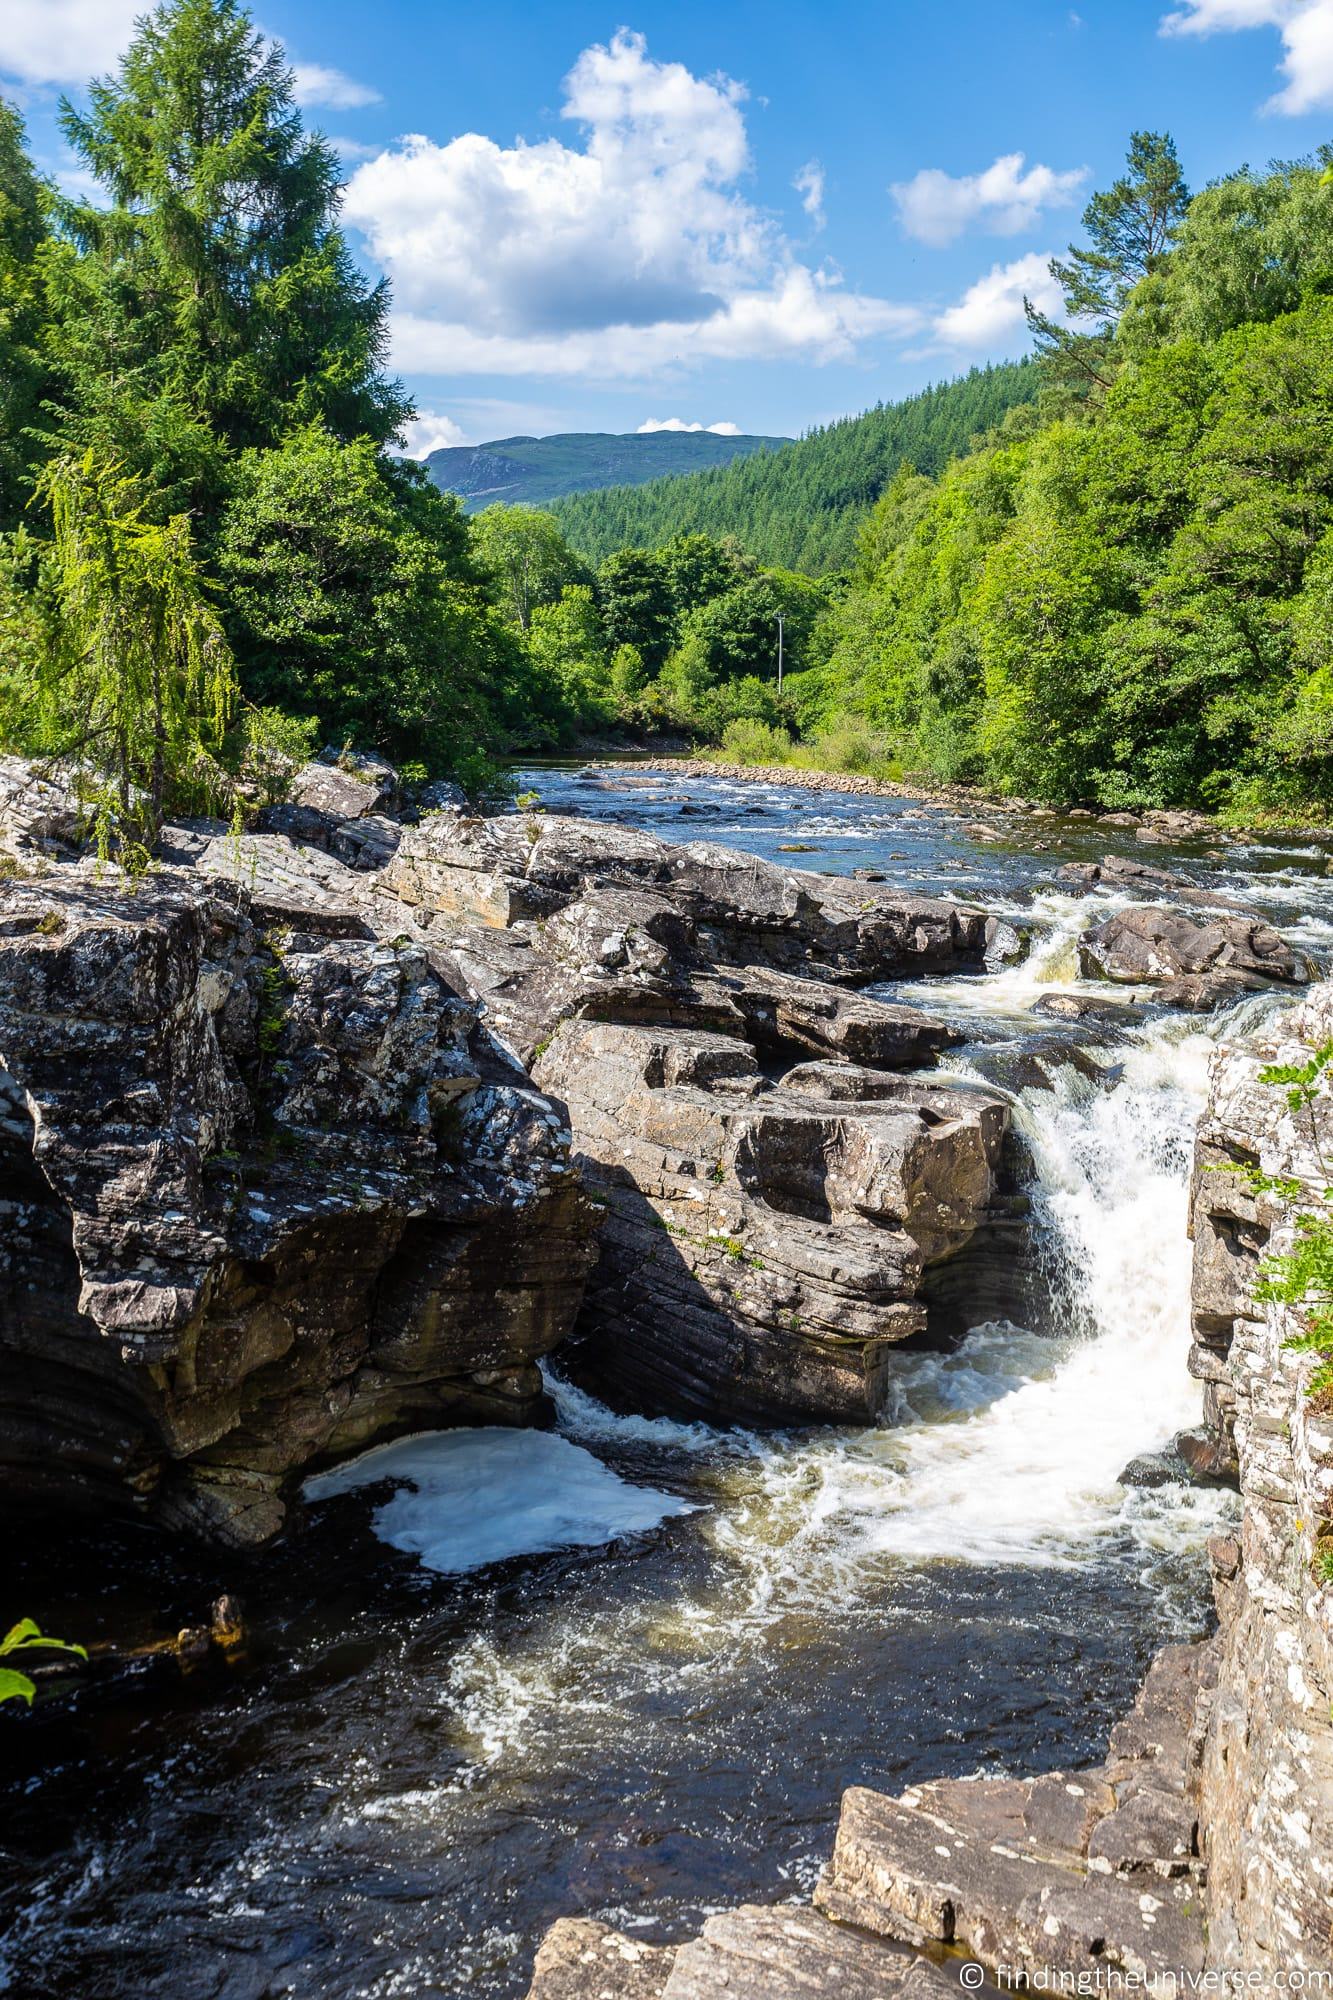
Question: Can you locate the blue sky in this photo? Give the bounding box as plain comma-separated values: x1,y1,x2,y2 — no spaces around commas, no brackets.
5,1,1333,450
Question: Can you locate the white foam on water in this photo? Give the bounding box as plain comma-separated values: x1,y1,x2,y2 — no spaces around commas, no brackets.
302,1428,695,1576
543,1365,731,1456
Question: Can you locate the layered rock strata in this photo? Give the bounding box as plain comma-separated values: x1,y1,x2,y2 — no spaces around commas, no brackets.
380,809,1016,1424
1186,980,1333,1969
0,865,598,1544
0,757,1013,1520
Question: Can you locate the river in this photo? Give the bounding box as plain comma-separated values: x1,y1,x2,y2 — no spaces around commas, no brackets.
4,766,1333,2000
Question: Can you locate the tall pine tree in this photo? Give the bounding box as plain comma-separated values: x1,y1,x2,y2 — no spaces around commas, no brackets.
44,0,408,515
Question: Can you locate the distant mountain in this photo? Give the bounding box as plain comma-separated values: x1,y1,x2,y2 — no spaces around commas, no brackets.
549,362,1040,574
423,430,790,512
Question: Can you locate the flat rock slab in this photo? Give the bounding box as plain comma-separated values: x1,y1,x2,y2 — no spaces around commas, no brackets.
525,1908,955,2000
815,1782,1205,1979
662,1904,956,1999
527,1919,675,1999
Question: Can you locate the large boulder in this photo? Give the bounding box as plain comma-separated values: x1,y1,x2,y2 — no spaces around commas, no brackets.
1079,904,1304,1009
0,870,599,1545
533,1021,1011,1425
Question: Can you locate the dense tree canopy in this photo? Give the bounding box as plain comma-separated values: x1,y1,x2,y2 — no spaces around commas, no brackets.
1,4,1330,834
797,154,1333,816
549,365,1038,574
46,0,406,514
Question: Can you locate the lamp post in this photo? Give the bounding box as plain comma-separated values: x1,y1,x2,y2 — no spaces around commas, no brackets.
776,613,784,694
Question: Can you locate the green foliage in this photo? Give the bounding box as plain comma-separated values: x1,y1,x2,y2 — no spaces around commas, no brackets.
215,425,519,777
0,1618,87,1708
1027,131,1190,396
551,365,1038,574
471,505,589,632
45,0,405,511
1230,1043,1333,1406
0,104,52,529
808,274,1333,813
34,448,238,855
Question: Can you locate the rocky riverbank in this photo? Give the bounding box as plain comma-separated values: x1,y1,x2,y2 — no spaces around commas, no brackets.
600,756,1227,840
526,980,1333,1997
0,749,1012,1524
4,748,1330,1995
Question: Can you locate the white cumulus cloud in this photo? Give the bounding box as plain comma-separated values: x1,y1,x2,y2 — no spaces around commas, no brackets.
932,251,1063,350
1161,0,1333,114
0,5,380,114
397,409,469,457
637,418,741,433
892,152,1089,246
344,30,922,380
0,0,142,86
291,63,381,111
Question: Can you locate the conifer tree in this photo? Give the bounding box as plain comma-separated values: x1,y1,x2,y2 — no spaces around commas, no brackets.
45,0,407,513
0,104,52,528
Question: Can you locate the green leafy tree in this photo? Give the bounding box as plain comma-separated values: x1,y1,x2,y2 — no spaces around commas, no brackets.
216,425,517,776
1144,151,1333,345
596,546,676,670
35,448,238,854
44,0,406,513
526,583,613,728
470,505,587,632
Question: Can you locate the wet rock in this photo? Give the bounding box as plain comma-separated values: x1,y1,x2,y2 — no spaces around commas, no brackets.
1118,1451,1183,1488
1079,905,1304,1009
1030,992,1145,1026
526,1920,676,1999
1172,1425,1238,1487
535,1020,1010,1425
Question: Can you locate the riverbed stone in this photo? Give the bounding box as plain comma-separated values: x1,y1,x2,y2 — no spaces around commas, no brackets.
527,1920,676,1999
1079,903,1304,1008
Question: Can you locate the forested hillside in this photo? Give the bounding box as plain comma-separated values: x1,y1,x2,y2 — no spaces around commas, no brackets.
2,0,1331,837
426,430,787,511
549,364,1038,573
791,140,1333,817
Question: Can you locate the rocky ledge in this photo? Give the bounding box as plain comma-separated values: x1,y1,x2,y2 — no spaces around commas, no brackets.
0,750,1017,1527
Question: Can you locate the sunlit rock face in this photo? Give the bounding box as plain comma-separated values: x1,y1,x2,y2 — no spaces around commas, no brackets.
0,867,599,1546
1187,981,1333,1974
386,806,1015,1427
0,754,1011,1526
534,1023,1013,1426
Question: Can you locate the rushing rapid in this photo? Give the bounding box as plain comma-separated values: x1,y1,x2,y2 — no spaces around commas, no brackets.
5,765,1331,2000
